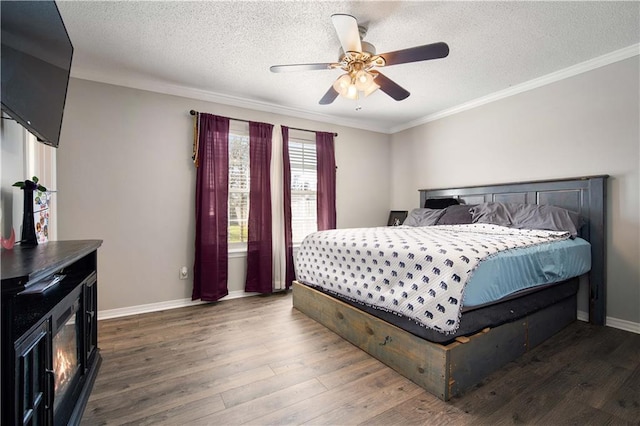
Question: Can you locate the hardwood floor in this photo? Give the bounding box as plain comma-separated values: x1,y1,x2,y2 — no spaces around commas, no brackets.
82,292,639,425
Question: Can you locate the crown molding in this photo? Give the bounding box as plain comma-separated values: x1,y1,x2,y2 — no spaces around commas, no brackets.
71,43,639,136
389,43,640,134
69,69,391,134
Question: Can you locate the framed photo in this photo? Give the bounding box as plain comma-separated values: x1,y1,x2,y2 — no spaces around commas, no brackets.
387,210,408,226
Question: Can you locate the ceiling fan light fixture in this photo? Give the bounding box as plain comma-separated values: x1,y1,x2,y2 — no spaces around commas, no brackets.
354,69,374,91
332,73,359,99
345,81,359,99
363,80,380,97
332,73,352,95
333,69,378,100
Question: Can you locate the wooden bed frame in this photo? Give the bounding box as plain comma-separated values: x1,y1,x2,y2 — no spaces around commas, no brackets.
293,175,607,400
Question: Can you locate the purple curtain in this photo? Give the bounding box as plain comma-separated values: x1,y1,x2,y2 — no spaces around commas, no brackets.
316,131,337,230
281,126,295,289
245,122,274,293
193,113,229,301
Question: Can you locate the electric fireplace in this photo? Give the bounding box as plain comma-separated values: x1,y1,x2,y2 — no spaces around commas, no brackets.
1,240,102,426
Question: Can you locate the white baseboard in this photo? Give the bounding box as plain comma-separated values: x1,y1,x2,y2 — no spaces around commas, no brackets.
97,290,259,321
605,316,640,334
577,310,639,334
577,310,589,322
99,297,639,335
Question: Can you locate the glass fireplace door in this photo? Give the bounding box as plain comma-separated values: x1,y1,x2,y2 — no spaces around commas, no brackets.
15,320,51,426
52,298,81,415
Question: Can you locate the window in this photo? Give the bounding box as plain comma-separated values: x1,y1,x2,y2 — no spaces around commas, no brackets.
25,130,57,241
289,134,317,244
226,125,319,246
228,124,250,245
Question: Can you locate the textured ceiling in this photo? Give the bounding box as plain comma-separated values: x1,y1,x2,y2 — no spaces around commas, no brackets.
57,1,640,133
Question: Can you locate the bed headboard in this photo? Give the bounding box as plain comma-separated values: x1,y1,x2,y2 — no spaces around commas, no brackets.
419,175,608,326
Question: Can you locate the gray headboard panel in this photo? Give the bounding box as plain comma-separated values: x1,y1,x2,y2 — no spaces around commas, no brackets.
419,175,608,326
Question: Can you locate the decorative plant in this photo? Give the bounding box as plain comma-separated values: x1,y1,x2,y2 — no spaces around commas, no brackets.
13,176,47,192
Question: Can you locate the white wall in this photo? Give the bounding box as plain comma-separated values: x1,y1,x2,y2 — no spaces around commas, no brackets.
57,78,391,311
390,57,640,325
1,118,25,238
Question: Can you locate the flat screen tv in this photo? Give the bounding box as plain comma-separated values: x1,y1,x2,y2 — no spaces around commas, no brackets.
1,0,73,148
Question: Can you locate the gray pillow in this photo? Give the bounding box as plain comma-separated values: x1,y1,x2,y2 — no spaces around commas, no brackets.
469,203,512,227
470,203,581,237
436,204,475,225
403,208,446,227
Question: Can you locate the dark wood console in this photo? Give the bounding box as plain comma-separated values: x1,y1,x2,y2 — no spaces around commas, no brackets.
2,240,103,425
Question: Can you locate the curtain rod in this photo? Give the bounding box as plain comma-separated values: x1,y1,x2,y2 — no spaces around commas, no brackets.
190,109,250,124
189,110,338,137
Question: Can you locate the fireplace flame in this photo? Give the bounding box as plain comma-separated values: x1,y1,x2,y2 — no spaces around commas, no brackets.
54,346,75,393
53,320,79,404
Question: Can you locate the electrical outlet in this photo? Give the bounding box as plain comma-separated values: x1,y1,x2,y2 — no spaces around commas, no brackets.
179,266,188,280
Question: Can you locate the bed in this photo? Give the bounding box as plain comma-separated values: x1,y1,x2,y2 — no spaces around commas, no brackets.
292,175,607,400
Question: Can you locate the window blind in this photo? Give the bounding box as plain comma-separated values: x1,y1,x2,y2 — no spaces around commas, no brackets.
228,132,250,243
289,138,317,243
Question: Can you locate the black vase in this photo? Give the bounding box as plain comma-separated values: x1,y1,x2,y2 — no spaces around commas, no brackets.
21,188,38,246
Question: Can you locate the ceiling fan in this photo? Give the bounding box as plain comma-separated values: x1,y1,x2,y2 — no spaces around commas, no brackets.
270,14,449,105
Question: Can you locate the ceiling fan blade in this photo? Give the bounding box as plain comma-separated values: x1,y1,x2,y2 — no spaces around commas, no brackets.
331,14,362,53
319,86,339,105
370,71,410,101
270,63,336,73
379,42,449,67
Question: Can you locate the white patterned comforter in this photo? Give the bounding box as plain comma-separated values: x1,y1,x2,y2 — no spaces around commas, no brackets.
295,224,571,333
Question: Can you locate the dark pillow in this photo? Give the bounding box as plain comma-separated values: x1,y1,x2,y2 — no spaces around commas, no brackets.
403,208,446,227
470,202,582,237
436,204,475,225
424,197,459,209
